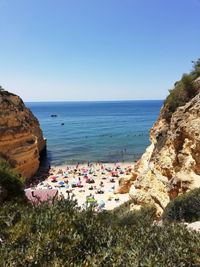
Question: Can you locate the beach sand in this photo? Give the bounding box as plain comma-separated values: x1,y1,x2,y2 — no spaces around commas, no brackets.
28,162,133,210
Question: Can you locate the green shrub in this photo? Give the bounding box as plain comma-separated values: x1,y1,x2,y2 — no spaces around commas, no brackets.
164,59,200,120
112,202,157,227
0,160,25,200
0,199,200,266
191,58,200,78
162,188,200,223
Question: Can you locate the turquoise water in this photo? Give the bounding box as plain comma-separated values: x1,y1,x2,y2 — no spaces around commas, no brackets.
27,101,163,165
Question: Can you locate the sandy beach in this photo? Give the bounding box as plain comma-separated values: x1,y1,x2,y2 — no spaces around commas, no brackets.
27,162,133,210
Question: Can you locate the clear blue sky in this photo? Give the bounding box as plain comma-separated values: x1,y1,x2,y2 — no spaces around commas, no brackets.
0,0,200,101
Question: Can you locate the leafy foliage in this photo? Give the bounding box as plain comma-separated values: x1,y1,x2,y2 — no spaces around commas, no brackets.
0,198,199,266
0,160,25,200
163,188,200,223
191,58,200,78
164,59,200,120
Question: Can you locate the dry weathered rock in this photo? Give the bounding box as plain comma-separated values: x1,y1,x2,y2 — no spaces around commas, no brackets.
118,92,200,214
187,221,200,232
0,90,46,178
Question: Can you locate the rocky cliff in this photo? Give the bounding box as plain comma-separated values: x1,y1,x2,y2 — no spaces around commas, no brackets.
0,89,46,178
117,72,200,215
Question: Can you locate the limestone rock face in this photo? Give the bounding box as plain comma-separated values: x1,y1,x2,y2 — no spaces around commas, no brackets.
0,90,46,178
187,221,200,232
118,93,200,215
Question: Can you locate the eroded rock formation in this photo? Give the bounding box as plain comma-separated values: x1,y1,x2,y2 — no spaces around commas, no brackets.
0,90,46,178
117,90,200,216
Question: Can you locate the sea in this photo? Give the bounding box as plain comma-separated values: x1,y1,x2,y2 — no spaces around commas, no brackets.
26,100,163,166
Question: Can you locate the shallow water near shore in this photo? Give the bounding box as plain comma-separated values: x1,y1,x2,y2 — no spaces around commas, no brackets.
27,100,163,165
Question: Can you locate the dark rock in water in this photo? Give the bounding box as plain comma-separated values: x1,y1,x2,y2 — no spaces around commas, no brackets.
61,123,64,126
51,114,57,117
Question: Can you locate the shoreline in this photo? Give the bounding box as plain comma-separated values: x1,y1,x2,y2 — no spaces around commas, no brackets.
27,162,134,210
50,161,134,169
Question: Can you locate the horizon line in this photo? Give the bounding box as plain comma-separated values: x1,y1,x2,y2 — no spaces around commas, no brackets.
25,99,164,103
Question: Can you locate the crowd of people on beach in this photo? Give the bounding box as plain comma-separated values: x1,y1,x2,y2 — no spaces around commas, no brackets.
27,162,133,210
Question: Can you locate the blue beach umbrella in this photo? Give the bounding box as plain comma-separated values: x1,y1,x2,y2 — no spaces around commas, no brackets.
99,200,105,209
58,181,65,186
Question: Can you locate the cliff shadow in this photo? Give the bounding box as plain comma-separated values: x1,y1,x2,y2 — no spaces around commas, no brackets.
25,149,53,188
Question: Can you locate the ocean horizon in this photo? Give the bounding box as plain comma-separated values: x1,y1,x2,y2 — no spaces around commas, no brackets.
27,100,163,166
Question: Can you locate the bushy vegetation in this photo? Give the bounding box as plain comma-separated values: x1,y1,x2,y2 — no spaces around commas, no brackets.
0,160,25,200
0,151,200,265
164,59,200,120
0,198,199,266
163,187,200,223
